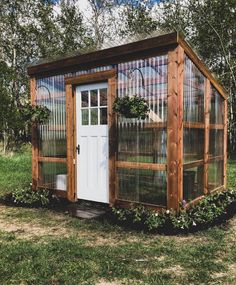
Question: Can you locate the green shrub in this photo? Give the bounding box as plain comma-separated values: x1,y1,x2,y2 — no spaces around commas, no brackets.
11,184,51,207
112,189,236,233
113,95,149,119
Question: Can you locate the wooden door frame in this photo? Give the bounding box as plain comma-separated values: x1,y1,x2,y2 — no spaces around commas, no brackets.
65,69,117,203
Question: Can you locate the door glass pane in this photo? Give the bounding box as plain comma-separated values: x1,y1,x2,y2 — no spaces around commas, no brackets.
81,91,88,107
90,90,98,107
100,108,107,125
91,108,98,125
82,109,89,125
100,88,107,106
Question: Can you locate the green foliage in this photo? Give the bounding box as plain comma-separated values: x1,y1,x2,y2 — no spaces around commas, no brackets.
0,0,94,151
0,147,31,195
119,0,158,36
113,95,149,119
11,184,51,207
21,104,50,124
112,189,236,233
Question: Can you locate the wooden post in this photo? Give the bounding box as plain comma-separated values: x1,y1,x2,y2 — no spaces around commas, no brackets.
66,84,76,201
30,78,38,190
108,75,117,205
167,45,184,211
223,98,227,188
204,79,210,194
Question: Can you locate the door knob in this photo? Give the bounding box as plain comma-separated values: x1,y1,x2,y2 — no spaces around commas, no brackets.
76,144,80,154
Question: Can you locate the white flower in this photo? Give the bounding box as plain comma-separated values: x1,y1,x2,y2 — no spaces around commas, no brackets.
166,210,170,214
193,221,197,226
155,213,158,217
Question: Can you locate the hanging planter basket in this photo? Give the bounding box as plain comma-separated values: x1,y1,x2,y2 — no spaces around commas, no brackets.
113,95,149,120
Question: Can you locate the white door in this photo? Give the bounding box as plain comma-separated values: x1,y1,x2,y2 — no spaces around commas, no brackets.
76,82,109,203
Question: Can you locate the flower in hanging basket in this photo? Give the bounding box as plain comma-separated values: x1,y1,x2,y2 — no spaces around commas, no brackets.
113,95,149,119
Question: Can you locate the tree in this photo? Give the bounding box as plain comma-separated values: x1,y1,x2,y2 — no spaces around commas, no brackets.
159,0,236,157
0,0,93,151
118,0,158,37
57,0,95,54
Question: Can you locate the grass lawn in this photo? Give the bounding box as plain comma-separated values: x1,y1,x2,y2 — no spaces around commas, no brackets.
0,149,235,285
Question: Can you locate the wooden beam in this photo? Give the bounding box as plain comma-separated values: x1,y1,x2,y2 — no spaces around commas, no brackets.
184,159,204,170
108,75,117,206
223,99,227,188
209,124,224,130
65,70,116,85
38,157,67,163
204,79,210,194
66,84,76,201
183,122,205,129
116,161,166,171
167,45,184,211
30,78,38,190
114,199,166,210
208,155,224,162
178,35,228,100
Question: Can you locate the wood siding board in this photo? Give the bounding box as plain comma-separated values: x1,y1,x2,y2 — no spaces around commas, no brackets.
28,32,178,76
108,75,117,206
178,35,227,100
223,99,227,188
167,46,184,211
204,79,210,194
30,78,38,190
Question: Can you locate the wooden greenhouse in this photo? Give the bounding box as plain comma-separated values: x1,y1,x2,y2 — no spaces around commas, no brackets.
28,32,227,211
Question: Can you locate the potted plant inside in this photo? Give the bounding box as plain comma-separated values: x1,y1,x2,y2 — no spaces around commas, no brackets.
113,95,149,120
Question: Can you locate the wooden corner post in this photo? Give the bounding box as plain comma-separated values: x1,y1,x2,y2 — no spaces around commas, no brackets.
108,75,117,206
167,45,184,211
65,83,76,201
30,77,38,190
223,98,228,188
204,79,210,194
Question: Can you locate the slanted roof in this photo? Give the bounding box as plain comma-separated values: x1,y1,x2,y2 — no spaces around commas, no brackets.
27,31,178,77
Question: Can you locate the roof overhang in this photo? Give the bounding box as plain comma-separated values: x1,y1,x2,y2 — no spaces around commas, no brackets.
27,32,178,77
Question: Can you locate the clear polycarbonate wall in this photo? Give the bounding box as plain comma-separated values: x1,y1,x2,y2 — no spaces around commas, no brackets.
183,56,205,201
208,86,225,191
116,55,168,206
183,56,225,201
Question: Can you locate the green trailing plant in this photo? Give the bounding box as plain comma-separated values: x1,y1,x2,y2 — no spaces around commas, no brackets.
113,95,149,119
10,184,51,207
21,104,51,124
112,188,236,233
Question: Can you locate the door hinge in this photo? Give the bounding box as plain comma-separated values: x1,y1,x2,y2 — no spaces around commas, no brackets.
73,159,75,164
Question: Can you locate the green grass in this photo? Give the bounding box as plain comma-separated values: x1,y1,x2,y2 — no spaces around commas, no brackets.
0,149,235,284
0,148,31,195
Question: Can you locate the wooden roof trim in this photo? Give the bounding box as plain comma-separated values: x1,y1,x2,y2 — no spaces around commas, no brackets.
177,34,228,99
65,69,116,85
27,32,178,76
